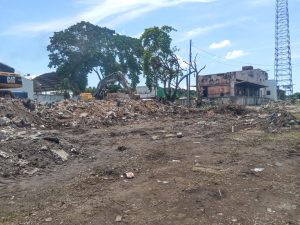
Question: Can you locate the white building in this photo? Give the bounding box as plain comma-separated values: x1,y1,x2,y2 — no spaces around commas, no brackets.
4,77,34,99
136,86,156,99
263,80,278,101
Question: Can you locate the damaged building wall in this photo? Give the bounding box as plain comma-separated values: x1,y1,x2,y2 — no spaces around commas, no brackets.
198,67,272,105
199,73,234,98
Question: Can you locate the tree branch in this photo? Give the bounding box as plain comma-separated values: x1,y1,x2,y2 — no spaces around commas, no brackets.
93,67,103,81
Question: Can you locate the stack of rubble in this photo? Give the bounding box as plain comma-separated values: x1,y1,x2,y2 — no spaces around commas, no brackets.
0,98,190,129
0,99,41,128
35,99,190,128
203,104,249,116
259,104,298,130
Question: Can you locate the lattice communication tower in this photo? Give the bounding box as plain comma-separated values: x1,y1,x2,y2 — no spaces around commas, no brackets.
275,0,293,95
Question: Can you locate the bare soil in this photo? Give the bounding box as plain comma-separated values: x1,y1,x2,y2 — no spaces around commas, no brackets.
0,101,299,225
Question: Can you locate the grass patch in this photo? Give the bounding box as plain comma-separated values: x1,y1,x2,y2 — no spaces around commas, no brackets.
261,129,300,143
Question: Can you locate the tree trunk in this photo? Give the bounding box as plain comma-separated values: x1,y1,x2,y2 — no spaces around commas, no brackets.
93,68,103,81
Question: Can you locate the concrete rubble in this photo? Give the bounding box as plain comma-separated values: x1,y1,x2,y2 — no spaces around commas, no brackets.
0,98,299,179
0,98,190,129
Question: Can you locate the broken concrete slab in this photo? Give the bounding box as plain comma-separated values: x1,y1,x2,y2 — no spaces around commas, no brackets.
0,150,10,159
50,149,69,161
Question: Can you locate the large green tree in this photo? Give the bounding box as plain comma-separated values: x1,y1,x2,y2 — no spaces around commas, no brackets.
141,26,192,102
47,21,142,94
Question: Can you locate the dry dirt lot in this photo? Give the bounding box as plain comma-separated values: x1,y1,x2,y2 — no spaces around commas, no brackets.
0,100,299,225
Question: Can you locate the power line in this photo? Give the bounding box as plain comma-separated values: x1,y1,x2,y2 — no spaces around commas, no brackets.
192,45,246,68
193,44,300,68
192,44,274,68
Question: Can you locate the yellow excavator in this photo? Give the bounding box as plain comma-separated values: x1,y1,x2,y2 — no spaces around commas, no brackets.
0,63,22,98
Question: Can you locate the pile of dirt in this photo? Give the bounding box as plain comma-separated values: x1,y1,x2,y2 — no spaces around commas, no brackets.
203,104,250,116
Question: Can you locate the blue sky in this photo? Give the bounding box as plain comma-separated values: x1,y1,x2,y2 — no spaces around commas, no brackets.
1,0,300,91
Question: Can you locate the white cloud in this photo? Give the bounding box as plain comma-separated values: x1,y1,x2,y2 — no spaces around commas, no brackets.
2,0,215,36
181,17,250,41
209,40,231,49
185,22,230,38
225,50,249,60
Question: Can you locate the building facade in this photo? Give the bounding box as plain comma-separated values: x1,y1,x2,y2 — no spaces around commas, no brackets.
198,66,277,105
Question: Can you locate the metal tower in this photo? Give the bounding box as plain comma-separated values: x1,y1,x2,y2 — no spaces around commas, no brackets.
275,0,293,96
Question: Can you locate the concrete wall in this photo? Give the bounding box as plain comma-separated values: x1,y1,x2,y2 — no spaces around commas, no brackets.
235,69,268,85
136,86,156,99
3,77,34,99
207,85,231,97
212,96,270,106
264,80,278,101
33,94,65,104
199,73,233,97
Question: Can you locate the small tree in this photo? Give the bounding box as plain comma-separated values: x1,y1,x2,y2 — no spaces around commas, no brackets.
141,26,205,102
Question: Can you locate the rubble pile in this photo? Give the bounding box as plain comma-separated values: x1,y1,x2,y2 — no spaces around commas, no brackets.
204,104,249,116
0,132,79,178
36,99,190,128
0,99,41,128
0,99,190,129
202,103,299,131
0,98,192,178
259,106,298,129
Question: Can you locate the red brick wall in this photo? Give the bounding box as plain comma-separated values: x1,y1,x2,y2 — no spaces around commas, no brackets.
208,85,231,97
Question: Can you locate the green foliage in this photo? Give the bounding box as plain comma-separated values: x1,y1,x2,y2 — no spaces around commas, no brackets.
156,86,196,100
278,89,286,100
141,26,187,102
291,92,300,99
85,86,97,94
107,84,122,93
47,21,143,93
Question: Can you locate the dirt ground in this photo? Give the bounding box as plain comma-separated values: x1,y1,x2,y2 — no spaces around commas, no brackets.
0,101,299,225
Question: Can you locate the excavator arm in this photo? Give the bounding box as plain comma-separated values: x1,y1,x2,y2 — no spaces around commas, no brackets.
94,71,132,99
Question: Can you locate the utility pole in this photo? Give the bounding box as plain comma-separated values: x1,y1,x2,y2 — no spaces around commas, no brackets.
275,0,293,96
187,39,192,107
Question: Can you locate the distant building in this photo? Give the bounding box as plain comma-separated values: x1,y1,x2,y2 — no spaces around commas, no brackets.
198,66,277,105
264,80,278,101
33,72,66,103
33,72,63,93
136,86,156,99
